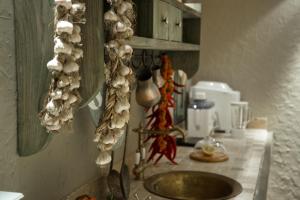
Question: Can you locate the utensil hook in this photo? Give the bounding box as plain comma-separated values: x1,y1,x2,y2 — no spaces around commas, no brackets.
142,50,154,69
151,50,161,68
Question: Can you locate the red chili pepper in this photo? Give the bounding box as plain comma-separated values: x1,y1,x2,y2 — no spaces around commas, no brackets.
145,55,185,165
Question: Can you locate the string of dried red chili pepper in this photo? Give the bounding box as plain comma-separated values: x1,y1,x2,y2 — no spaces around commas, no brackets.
146,55,184,165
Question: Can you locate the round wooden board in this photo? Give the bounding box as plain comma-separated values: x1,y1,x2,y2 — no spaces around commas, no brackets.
190,150,229,163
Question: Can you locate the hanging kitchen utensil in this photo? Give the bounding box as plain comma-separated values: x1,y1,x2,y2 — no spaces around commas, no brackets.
107,133,130,200
152,68,165,88
136,51,161,108
136,69,161,108
120,115,130,199
107,151,123,200
107,93,131,200
151,51,162,69
151,51,165,88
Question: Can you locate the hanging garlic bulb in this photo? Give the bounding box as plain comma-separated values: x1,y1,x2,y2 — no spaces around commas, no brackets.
113,21,127,33
70,3,86,15
121,110,130,123
114,128,125,139
61,92,70,100
114,98,130,113
99,143,114,152
46,124,62,131
50,89,63,100
118,44,133,59
56,21,74,35
57,75,70,88
102,134,116,145
95,0,135,167
121,85,130,94
63,61,80,74
107,40,120,49
104,10,119,22
119,64,131,76
110,113,127,129
117,2,133,15
39,0,86,133
70,33,81,43
61,110,73,122
47,56,63,72
55,0,72,9
54,38,73,55
112,75,126,87
96,151,112,166
72,48,84,60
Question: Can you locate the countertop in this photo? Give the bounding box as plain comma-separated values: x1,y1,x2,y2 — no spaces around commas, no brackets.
129,129,272,200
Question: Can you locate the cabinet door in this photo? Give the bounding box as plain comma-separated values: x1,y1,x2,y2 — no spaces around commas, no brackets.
169,6,182,42
153,0,169,40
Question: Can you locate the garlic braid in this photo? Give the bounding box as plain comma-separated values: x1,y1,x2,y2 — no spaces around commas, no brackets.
95,0,135,166
39,0,86,133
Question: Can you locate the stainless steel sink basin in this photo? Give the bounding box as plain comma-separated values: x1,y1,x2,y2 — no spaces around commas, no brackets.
144,171,243,200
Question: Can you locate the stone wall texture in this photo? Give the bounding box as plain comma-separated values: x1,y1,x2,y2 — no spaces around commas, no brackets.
194,0,300,199
0,0,142,200
0,0,18,191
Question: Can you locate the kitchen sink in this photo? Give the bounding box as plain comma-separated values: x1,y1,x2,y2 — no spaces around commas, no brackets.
144,171,243,200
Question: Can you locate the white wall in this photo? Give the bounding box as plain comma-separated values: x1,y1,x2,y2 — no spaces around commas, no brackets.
194,0,300,199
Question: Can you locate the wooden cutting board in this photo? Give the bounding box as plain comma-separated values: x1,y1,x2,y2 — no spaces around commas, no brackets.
190,150,229,162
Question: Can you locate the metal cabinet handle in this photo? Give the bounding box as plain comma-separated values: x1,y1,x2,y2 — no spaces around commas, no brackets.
161,17,169,24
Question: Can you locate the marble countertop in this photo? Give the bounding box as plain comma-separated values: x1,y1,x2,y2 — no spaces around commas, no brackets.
129,129,272,200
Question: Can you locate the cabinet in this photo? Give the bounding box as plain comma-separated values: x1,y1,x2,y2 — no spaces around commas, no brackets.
129,0,201,78
169,6,182,41
135,0,183,42
153,0,169,40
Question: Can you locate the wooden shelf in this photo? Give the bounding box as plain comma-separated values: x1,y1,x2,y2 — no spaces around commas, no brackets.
161,0,201,18
126,36,200,51
183,0,201,3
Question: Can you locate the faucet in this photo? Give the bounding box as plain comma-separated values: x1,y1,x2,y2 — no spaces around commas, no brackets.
132,123,150,180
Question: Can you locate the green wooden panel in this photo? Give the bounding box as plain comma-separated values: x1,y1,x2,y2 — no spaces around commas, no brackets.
182,18,201,44
80,0,104,108
14,0,104,156
169,6,182,42
160,0,201,18
134,0,154,38
153,0,169,40
135,0,170,40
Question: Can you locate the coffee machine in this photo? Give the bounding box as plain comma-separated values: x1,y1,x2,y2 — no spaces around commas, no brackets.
189,81,240,133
